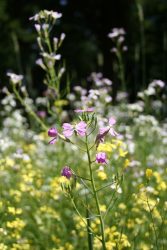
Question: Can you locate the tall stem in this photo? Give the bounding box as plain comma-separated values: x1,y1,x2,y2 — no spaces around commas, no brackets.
86,135,106,250
136,0,146,88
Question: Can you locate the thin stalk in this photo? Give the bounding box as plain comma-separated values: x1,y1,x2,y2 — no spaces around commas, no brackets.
116,47,126,91
146,194,158,250
70,196,101,242
136,0,146,88
96,180,117,192
13,85,47,130
86,135,106,250
75,174,91,182
86,206,93,250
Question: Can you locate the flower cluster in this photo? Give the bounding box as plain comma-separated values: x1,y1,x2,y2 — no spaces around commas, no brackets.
48,112,119,181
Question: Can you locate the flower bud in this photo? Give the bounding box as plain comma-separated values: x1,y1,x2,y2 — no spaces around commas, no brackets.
48,127,58,137
61,166,72,179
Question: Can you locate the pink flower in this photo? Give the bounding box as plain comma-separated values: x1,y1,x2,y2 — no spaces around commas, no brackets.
96,117,118,146
62,123,74,138
74,107,94,113
62,121,87,138
48,127,58,144
96,152,107,164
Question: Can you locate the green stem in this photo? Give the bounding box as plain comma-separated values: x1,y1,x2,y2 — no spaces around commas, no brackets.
116,46,126,91
86,207,94,250
86,135,106,250
70,196,101,242
13,85,47,130
146,193,158,250
136,0,146,88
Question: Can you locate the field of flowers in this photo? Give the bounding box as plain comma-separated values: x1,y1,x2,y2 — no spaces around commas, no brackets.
0,9,167,250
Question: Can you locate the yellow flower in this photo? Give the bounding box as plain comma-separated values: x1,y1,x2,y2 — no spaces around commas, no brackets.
124,159,130,168
119,148,128,157
6,218,25,230
8,207,22,215
118,203,126,210
145,168,153,179
97,171,107,180
97,143,116,153
100,205,107,212
0,243,8,250
6,158,15,167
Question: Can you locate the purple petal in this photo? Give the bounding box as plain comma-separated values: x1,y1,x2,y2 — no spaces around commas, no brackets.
62,123,73,130
96,152,107,164
63,130,74,138
74,109,83,113
74,107,94,113
48,127,58,137
109,117,116,126
75,121,87,136
49,138,57,144
109,128,118,136
86,107,94,112
62,123,74,138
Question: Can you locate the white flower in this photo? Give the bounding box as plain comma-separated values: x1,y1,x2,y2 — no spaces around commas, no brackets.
7,73,23,84
50,11,62,20
145,87,156,96
103,78,112,86
149,79,165,88
36,58,46,70
60,33,66,42
29,10,62,21
108,28,125,39
42,24,49,30
34,24,41,32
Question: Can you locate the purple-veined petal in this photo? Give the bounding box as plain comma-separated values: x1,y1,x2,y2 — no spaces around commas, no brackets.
62,123,74,138
75,121,87,136
96,152,107,164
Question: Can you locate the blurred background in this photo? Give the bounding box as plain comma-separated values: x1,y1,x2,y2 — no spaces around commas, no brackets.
0,0,167,100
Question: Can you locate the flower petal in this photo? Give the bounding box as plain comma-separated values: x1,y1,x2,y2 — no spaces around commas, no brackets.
62,123,74,137
109,117,116,126
75,121,87,136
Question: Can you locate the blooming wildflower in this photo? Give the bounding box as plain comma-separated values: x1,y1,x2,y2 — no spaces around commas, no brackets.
34,24,41,32
98,142,116,153
62,121,87,138
146,168,153,179
124,159,130,168
48,127,58,144
96,152,107,164
7,73,23,84
96,117,118,146
97,171,107,180
36,58,46,70
61,166,72,179
74,107,94,113
29,10,62,21
119,148,128,157
108,28,125,39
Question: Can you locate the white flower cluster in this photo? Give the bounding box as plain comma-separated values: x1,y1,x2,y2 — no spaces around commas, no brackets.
29,10,62,21
7,73,23,85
